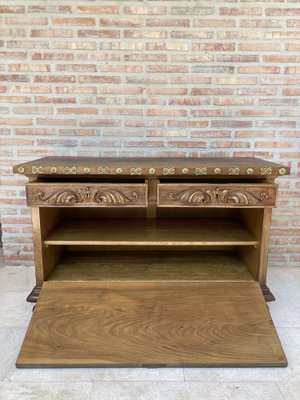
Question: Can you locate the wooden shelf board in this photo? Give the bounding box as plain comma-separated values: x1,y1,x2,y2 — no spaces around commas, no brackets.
47,251,253,282
44,218,258,246
16,281,287,367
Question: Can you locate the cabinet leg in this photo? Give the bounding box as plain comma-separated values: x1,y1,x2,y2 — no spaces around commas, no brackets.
261,284,275,302
26,285,41,303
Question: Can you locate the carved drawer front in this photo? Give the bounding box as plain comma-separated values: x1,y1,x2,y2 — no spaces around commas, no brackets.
157,183,277,208
26,182,148,207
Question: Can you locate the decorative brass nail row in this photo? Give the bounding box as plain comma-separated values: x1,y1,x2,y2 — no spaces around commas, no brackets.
17,166,286,176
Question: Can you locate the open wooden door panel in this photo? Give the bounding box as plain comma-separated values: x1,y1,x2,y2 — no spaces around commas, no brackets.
16,281,287,368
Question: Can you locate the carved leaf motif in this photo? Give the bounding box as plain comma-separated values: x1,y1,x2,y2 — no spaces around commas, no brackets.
93,189,139,204
170,189,211,204
34,190,80,204
33,188,140,205
169,188,271,206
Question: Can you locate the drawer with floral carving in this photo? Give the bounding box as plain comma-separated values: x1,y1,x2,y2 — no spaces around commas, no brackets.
157,183,277,208
26,182,148,207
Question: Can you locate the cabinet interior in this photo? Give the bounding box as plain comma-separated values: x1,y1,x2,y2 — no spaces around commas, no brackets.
38,205,264,284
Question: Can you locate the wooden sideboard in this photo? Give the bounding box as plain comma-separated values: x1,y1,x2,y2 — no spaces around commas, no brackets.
14,156,289,368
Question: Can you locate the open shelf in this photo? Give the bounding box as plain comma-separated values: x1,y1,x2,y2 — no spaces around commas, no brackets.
44,218,258,246
47,250,253,282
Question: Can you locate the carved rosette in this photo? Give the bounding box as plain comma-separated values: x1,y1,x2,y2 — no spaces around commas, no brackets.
169,188,272,206
33,187,141,205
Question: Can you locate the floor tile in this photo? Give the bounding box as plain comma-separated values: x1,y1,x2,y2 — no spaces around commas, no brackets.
6,366,184,383
0,266,35,292
0,292,33,328
0,382,92,400
90,381,284,400
277,381,300,400
268,269,300,328
0,329,26,382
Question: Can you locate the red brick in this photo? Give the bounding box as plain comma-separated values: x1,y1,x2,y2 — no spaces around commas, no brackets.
37,118,76,126
124,30,166,39
240,19,283,28
57,107,97,115
0,118,32,125
146,18,190,27
238,66,280,74
220,7,263,15
16,128,53,135
0,6,25,13
283,88,300,96
211,120,253,128
31,29,73,38
100,64,143,73
147,109,187,117
0,74,29,82
168,120,209,128
124,7,166,15
192,88,233,95
263,55,300,62
56,64,97,72
0,96,30,103
52,17,95,25
266,8,300,16
32,52,74,61
80,119,121,127
28,5,71,13
239,43,281,51
194,19,235,27
147,65,187,73
78,76,121,84
285,66,300,74
171,31,213,39
78,29,120,38
7,40,49,49
8,64,50,72
100,18,142,27
266,31,300,39
34,75,75,83
35,96,76,104
172,7,214,15
171,54,214,63
5,16,48,25
77,6,119,14
0,28,26,37
192,43,235,51
12,106,53,114
0,51,27,59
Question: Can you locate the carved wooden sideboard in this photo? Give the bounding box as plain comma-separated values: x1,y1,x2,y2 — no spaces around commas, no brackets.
14,156,290,368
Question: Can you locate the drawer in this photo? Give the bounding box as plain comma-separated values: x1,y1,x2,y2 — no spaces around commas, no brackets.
26,182,148,207
157,183,277,208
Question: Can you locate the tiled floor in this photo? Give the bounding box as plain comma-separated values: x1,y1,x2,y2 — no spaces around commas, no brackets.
0,250,300,400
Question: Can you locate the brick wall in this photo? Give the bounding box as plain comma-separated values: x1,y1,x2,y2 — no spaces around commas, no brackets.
0,1,299,267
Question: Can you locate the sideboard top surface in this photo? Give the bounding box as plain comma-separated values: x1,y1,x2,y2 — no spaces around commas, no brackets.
14,156,290,178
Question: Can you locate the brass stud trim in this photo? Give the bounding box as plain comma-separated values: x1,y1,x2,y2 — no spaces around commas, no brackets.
247,168,254,175
18,167,25,174
214,167,221,174
279,167,286,175
98,167,110,175
130,167,142,175
182,168,189,174
195,167,207,175
50,167,57,174
149,168,156,175
84,167,91,174
116,167,123,174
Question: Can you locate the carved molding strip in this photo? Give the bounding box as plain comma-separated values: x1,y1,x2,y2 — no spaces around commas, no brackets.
169,188,272,206
33,187,141,205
